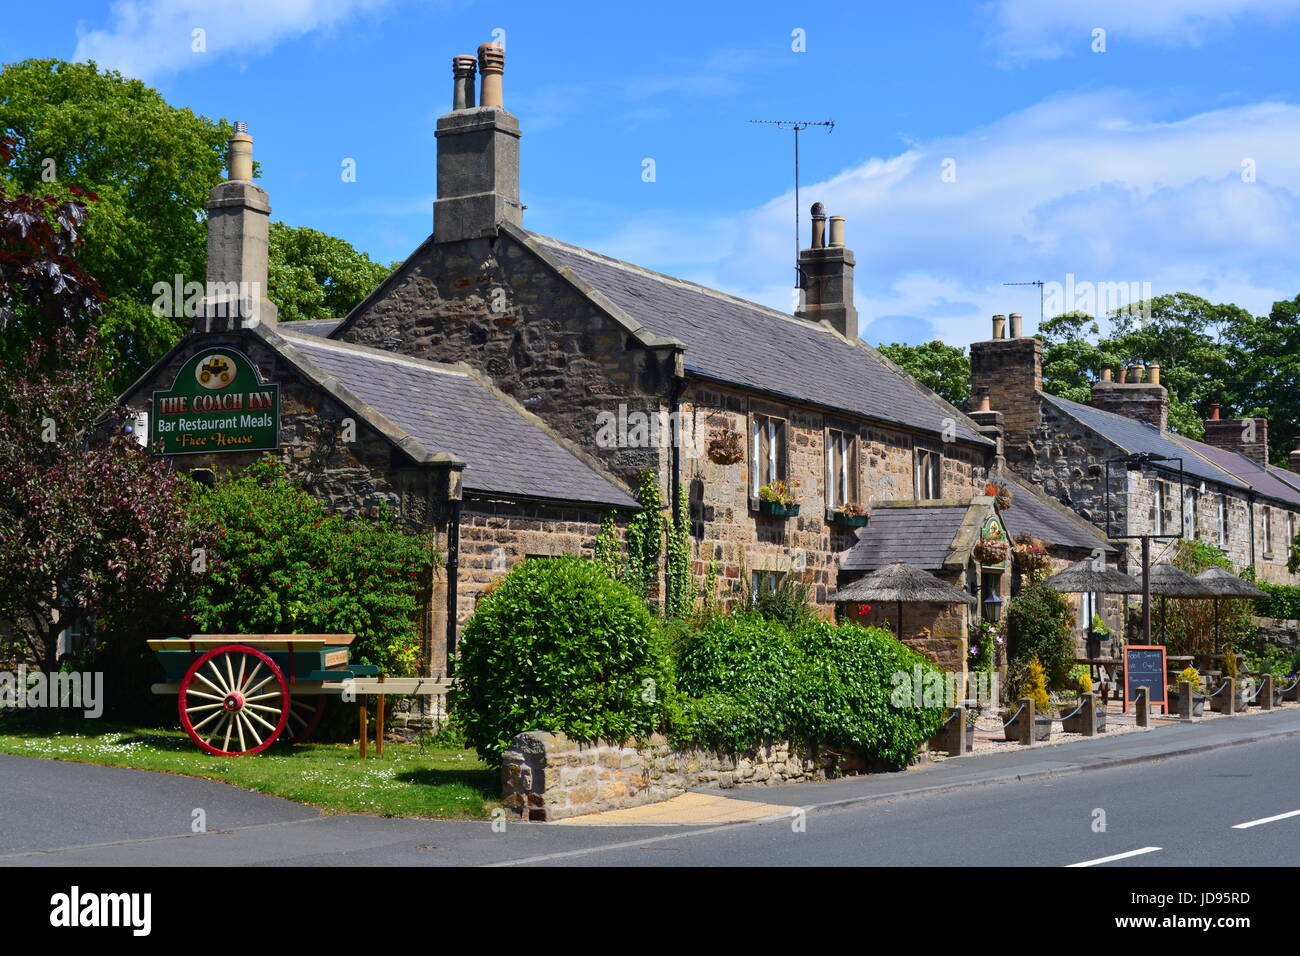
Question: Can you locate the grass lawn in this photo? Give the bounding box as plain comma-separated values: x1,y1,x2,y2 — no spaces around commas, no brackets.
0,716,499,819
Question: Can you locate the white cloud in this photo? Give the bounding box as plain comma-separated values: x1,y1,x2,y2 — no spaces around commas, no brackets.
73,0,392,79
565,90,1300,348
988,0,1300,60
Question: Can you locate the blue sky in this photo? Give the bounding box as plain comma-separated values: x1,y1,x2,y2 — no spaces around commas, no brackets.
7,0,1300,347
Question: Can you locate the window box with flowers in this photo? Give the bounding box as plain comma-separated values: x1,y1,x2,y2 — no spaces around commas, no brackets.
757,480,800,517
829,502,869,527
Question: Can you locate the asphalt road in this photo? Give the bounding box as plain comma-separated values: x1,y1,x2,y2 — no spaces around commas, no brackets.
1,712,1296,867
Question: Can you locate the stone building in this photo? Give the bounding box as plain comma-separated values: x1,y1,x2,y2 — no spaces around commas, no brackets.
969,316,1300,635
118,44,1109,680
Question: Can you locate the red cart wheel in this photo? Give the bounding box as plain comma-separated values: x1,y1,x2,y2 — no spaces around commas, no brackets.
279,694,327,743
178,645,289,756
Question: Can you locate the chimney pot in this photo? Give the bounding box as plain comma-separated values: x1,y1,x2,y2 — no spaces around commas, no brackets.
452,55,477,110
810,203,826,249
1100,366,1113,382
827,215,845,248
991,314,1006,339
1009,312,1023,338
1117,366,1128,383
228,124,254,182
1209,403,1221,421
1129,362,1144,383
1147,362,1161,386
477,42,505,108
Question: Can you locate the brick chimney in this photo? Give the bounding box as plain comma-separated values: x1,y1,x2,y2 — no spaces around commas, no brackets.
969,313,1042,448
795,203,857,340
199,121,276,331
433,43,522,243
1089,363,1167,431
1203,406,1270,467
1288,437,1300,473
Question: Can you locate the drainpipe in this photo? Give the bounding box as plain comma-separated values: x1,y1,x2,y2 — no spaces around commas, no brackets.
668,374,688,611
445,498,462,675
1245,492,1256,568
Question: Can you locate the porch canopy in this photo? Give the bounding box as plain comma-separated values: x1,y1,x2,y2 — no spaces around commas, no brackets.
830,560,977,637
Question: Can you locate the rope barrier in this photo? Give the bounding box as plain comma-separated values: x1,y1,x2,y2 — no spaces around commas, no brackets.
1283,676,1300,694
1205,681,1229,698
1244,679,1263,703
1000,701,1027,729
1049,699,1086,722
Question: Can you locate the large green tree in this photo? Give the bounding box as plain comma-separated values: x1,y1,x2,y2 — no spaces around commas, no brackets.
0,59,230,386
1,59,396,389
268,221,394,323
876,339,971,407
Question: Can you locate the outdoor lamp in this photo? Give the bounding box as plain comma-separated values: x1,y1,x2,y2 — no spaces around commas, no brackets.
983,591,1003,623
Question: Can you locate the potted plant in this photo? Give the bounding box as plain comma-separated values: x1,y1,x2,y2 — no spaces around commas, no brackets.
964,707,979,751
706,426,744,465
1167,666,1206,717
1086,612,1111,659
757,480,800,517
830,501,869,527
1004,657,1053,742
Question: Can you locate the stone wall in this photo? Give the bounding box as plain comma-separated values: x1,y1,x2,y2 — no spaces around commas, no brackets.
457,497,615,624
501,730,875,822
680,383,989,612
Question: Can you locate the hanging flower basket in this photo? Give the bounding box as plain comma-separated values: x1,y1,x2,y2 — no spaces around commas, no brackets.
706,427,744,465
973,540,1008,565
1012,533,1051,572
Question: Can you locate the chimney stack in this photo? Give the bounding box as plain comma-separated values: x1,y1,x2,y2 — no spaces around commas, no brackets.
1090,361,1168,431
433,43,522,243
199,121,276,331
966,386,1006,470
795,203,857,340
1289,438,1300,474
1203,407,1270,467
970,310,1043,451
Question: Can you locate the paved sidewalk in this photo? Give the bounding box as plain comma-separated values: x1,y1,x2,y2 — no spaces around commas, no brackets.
557,705,1300,825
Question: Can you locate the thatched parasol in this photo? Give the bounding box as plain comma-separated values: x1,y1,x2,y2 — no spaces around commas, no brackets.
1194,567,1267,652
1146,564,1221,644
1043,559,1143,595
830,560,976,638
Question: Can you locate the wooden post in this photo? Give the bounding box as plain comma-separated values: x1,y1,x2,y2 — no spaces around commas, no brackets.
1225,676,1236,715
1081,692,1097,736
359,701,369,759
1260,674,1274,711
1176,680,1193,719
1135,686,1149,728
377,674,386,756
1017,697,1035,746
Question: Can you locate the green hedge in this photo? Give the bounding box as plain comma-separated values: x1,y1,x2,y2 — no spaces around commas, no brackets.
1253,580,1300,620
671,612,947,769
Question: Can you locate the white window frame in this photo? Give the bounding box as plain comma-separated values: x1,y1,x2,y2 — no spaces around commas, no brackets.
826,429,856,511
914,446,941,501
1153,480,1165,536
1078,591,1098,629
1184,487,1198,539
1264,506,1273,556
1218,495,1229,548
750,414,787,498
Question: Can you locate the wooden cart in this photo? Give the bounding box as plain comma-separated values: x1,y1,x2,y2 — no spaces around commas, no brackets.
149,635,448,756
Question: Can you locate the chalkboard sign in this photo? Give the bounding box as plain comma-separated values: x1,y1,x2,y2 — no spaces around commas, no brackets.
1124,645,1168,709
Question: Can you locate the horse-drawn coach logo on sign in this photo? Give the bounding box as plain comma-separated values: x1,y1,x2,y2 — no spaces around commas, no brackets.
151,348,280,455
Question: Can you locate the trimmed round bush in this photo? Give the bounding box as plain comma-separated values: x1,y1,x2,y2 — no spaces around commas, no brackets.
456,556,670,764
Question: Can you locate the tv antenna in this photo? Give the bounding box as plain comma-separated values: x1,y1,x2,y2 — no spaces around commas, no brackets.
751,119,835,286
1003,280,1046,324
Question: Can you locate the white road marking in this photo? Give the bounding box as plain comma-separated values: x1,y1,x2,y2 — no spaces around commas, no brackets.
1066,846,1162,867
1232,809,1300,829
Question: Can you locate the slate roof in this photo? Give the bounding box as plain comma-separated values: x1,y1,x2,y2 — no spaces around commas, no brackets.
838,506,970,572
1000,474,1111,554
1267,466,1300,495
525,232,989,446
1169,435,1300,508
283,318,343,338
277,328,637,508
1040,393,1248,490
